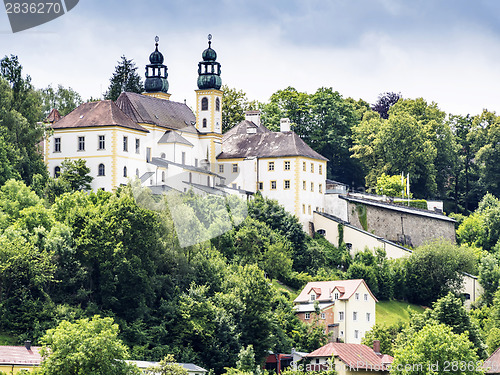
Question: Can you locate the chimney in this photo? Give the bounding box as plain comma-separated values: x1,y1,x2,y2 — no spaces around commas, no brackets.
280,118,291,132
25,340,31,350
373,340,380,355
245,110,261,127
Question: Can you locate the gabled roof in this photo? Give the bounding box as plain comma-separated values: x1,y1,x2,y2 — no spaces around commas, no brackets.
484,346,500,373
45,108,61,123
307,343,393,371
0,346,42,365
116,92,196,131
218,131,328,161
51,100,148,132
158,131,194,146
309,287,322,296
294,279,378,304
223,120,271,138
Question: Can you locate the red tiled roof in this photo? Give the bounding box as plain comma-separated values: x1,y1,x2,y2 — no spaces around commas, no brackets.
307,343,393,371
294,280,378,303
0,346,42,365
484,346,500,373
309,287,322,296
51,100,148,132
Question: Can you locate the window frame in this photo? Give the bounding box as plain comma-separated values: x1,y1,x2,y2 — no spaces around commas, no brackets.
135,138,140,154
284,161,291,170
305,312,311,320
339,311,344,321
98,135,105,150
77,136,85,151
270,180,277,190
284,180,290,189
123,136,128,152
232,163,238,173
201,97,208,111
54,137,61,153
98,163,105,176
268,161,275,171
219,164,224,173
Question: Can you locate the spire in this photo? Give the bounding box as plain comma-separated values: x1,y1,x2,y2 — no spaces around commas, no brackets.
145,36,169,94
197,34,222,90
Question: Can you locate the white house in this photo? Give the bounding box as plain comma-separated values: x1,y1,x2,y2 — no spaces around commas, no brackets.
293,279,377,344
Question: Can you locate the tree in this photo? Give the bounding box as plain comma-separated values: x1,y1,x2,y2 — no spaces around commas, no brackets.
362,322,404,356
221,85,250,133
105,56,143,101
405,240,476,305
144,355,188,375
59,158,93,191
429,292,486,358
371,92,401,119
375,173,406,197
40,84,82,117
457,193,500,252
479,253,500,306
236,345,256,373
392,324,480,375
0,56,47,185
39,315,139,375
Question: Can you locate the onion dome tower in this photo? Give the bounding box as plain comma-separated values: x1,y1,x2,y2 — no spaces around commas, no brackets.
197,34,222,90
144,36,170,100
195,34,223,173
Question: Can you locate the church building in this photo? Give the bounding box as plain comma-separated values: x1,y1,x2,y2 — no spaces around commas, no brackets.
43,36,328,229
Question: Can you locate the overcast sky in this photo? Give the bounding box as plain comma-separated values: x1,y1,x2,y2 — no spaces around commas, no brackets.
1,0,500,116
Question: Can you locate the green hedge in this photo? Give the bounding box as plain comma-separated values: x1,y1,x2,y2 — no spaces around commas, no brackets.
394,199,428,210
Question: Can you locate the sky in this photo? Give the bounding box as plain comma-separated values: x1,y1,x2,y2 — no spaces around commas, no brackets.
1,0,500,116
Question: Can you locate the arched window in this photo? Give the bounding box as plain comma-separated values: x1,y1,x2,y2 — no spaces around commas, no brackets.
215,98,220,111
202,118,207,128
123,166,127,177
162,171,165,182
54,166,61,177
161,153,166,159
98,163,105,176
201,97,208,111
136,168,139,177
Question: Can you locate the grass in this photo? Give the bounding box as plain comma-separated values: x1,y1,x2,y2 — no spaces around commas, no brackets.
376,300,426,326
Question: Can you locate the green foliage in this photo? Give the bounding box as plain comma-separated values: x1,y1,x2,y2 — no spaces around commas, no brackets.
59,158,93,191
376,173,405,197
362,322,404,356
221,85,258,133
40,84,82,117
39,315,139,375
479,253,500,306
405,240,476,305
392,324,481,375
375,301,425,326
0,56,47,185
355,204,368,231
105,56,143,101
236,345,256,373
486,327,500,355
144,355,189,375
457,193,500,251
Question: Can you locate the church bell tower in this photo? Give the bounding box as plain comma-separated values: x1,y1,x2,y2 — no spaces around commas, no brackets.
195,34,223,172
144,36,171,100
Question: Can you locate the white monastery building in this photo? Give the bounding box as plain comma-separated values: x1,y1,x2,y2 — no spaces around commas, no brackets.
43,36,328,229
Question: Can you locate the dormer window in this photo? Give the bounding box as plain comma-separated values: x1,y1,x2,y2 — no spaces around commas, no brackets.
334,292,339,300
310,294,316,302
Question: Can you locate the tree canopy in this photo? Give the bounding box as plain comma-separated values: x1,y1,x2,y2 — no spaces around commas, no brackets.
105,56,143,101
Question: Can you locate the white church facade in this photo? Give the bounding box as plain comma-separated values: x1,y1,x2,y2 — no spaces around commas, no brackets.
43,36,328,229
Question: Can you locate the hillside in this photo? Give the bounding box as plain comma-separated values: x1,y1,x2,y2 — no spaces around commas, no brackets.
376,300,426,326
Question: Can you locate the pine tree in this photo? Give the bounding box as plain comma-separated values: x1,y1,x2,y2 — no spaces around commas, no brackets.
104,55,143,101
